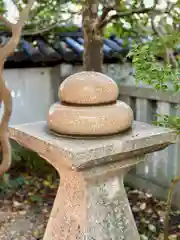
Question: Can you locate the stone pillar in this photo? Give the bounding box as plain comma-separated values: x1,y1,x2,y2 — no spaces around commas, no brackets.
9,121,177,240
44,157,143,240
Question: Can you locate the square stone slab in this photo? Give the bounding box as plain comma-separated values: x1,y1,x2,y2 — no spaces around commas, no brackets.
9,121,177,240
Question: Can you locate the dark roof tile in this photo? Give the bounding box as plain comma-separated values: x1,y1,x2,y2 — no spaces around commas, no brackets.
0,27,178,69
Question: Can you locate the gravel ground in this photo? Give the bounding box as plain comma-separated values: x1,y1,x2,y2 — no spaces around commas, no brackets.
0,173,180,240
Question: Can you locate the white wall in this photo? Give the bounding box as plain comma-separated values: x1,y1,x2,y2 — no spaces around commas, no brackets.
0,68,55,125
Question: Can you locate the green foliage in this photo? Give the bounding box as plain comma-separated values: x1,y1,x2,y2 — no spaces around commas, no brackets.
29,194,43,203
0,141,58,195
0,175,27,194
0,1,5,15
11,140,57,176
129,36,180,132
43,24,79,43
0,0,75,33
24,0,72,29
153,114,180,134
128,41,180,92
122,0,180,133
104,0,152,40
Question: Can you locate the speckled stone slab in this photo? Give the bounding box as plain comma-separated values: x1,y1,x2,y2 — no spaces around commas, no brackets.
9,121,177,240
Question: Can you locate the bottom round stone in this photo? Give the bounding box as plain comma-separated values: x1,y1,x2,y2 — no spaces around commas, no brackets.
47,101,134,136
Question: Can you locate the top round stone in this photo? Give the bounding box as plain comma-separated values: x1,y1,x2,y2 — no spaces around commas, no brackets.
58,71,119,105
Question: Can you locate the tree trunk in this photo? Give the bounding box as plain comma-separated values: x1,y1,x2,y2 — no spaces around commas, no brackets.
82,0,104,72
0,1,34,176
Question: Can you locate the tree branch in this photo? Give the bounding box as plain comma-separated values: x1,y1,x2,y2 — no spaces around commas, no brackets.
164,176,180,240
0,0,35,61
151,17,163,37
98,7,158,29
22,1,76,36
0,16,14,30
150,16,178,68
22,18,72,36
22,23,62,36
97,6,113,28
97,0,162,29
18,0,35,27
0,0,35,177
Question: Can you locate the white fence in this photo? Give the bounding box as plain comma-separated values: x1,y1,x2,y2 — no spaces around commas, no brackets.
3,63,180,205
117,77,180,202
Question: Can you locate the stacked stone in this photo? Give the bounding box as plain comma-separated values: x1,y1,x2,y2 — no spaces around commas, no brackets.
47,71,133,136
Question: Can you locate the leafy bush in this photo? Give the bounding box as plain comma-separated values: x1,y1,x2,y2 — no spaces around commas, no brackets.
129,37,180,132
9,140,57,177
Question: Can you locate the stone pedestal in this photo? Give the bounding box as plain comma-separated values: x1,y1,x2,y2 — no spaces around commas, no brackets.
9,121,177,240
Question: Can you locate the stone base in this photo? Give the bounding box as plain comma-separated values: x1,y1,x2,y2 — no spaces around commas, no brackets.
9,121,177,240
43,161,141,240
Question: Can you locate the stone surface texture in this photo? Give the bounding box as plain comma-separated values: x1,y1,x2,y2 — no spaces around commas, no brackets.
48,71,134,136
48,101,133,136
59,71,119,105
9,121,177,240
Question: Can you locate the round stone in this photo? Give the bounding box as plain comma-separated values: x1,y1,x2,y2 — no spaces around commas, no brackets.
47,101,133,136
59,71,119,105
